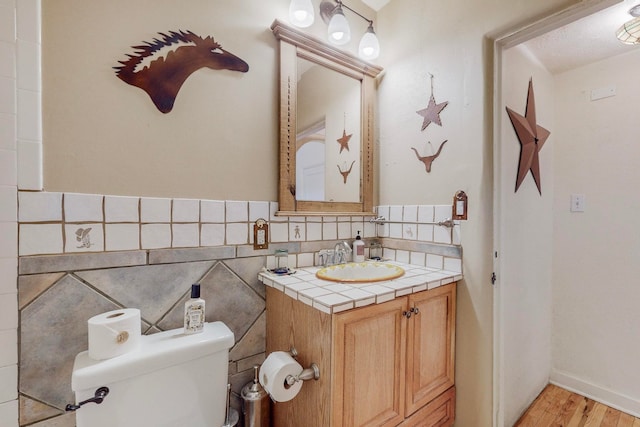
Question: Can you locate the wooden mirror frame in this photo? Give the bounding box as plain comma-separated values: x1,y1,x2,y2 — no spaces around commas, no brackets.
271,19,383,216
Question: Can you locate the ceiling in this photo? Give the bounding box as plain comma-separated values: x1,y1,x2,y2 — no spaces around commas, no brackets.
522,0,640,74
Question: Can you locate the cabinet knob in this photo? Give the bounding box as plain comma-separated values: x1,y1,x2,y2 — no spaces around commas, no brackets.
410,307,420,315
402,310,412,318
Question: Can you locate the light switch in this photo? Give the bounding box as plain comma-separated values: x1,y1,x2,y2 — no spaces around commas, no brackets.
570,194,585,212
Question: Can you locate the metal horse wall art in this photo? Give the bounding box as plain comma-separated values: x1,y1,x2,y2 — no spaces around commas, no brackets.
114,30,249,113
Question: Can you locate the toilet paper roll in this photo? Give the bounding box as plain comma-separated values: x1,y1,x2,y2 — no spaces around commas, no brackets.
88,308,141,360
259,351,304,402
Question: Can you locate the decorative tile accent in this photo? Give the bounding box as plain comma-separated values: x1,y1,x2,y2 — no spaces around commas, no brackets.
172,198,199,223
223,257,267,298
64,223,104,253
18,251,148,275
148,247,235,265
140,197,171,223
18,224,61,256
18,191,62,222
104,195,139,223
289,222,305,241
141,223,171,249
63,193,102,222
105,223,139,252
201,200,225,223
201,223,225,247
226,201,248,222
402,224,416,240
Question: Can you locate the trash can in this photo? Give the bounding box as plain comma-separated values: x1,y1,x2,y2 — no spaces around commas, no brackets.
241,365,271,427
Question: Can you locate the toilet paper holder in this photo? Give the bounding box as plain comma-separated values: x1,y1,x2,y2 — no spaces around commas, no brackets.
286,347,320,385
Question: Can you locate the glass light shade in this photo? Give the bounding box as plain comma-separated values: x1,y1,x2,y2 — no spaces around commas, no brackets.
328,6,351,45
289,0,315,28
616,16,640,44
358,25,380,60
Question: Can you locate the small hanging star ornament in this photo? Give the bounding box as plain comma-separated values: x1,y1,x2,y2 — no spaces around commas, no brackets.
416,74,449,131
505,78,551,194
337,112,352,153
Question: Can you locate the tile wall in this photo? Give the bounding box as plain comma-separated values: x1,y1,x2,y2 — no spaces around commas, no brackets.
15,190,462,426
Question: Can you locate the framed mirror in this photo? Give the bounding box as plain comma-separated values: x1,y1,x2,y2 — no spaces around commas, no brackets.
271,20,383,215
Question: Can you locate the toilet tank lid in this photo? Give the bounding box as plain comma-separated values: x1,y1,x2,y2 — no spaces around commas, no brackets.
71,321,234,392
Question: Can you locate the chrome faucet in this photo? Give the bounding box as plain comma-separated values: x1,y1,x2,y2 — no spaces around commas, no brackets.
334,241,352,265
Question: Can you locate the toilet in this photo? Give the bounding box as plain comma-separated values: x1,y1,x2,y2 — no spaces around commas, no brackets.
70,321,234,427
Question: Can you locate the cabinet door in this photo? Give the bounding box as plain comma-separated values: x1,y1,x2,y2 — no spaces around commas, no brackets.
332,297,407,427
405,284,456,416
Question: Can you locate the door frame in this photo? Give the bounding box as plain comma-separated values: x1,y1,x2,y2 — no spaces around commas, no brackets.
490,1,621,425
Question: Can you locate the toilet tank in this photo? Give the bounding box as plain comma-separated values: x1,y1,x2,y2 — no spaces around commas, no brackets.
71,321,234,427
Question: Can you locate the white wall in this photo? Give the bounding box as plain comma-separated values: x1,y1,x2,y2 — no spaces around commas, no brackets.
551,48,640,416
500,44,555,426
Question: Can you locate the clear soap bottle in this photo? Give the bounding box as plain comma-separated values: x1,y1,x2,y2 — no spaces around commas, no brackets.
184,283,205,334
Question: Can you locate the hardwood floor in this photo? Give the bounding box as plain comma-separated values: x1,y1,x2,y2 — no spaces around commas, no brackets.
514,384,640,427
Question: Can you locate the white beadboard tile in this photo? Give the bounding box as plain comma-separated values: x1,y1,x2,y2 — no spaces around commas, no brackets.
396,250,410,264
64,224,103,253
297,252,314,267
402,205,418,222
417,224,434,242
0,149,16,186
17,88,40,141
0,5,15,43
426,254,443,269
172,199,199,223
417,205,434,223
270,222,288,243
18,223,62,256
64,193,103,222
16,140,40,190
0,329,17,366
0,186,15,222
306,222,322,241
389,223,402,239
0,365,17,403
226,223,248,245
172,223,199,248
322,222,337,240
0,293,17,330
104,195,139,223
200,200,225,223
289,222,305,241
226,201,248,222
140,197,171,223
0,42,15,80
0,77,15,115
105,224,139,252
201,223,224,247
433,225,452,244
16,0,39,43
444,257,462,273
402,224,416,240
18,191,61,222
0,398,18,427
337,222,351,239
434,205,451,222
452,225,461,245
141,224,171,249
410,252,426,267
388,205,402,222
16,39,39,92
0,258,16,295
249,201,269,222
0,114,16,151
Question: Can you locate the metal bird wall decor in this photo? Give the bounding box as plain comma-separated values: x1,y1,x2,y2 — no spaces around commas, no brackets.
114,30,249,113
505,78,551,194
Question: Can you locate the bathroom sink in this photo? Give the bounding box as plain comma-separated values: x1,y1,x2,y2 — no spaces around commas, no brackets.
316,262,405,283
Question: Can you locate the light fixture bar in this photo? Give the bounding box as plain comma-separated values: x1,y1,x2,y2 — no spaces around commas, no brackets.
336,0,373,26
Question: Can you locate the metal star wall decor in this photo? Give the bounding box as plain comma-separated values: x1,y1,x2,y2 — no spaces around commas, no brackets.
337,129,352,153
506,78,551,194
416,74,449,130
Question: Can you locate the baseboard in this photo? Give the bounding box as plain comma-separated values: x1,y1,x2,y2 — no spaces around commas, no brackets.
551,370,640,418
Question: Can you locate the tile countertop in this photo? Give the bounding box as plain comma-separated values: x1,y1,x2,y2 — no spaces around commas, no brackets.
258,261,463,315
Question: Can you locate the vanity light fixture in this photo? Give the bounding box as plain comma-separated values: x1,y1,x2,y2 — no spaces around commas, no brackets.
616,4,640,44
289,0,315,28
326,0,380,59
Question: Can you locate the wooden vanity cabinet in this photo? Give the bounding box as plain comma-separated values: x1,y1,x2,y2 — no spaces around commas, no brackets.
265,282,456,427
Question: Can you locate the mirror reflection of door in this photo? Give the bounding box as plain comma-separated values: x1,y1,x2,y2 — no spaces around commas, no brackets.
296,57,361,203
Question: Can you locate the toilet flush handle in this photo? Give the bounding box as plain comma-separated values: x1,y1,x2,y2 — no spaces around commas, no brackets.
65,386,110,412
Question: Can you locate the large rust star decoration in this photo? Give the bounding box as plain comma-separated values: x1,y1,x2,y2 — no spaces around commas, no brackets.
506,78,550,195
416,74,448,130
337,129,352,153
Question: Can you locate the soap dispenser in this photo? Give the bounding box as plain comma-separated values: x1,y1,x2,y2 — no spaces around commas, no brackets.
352,231,365,262
184,283,205,335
